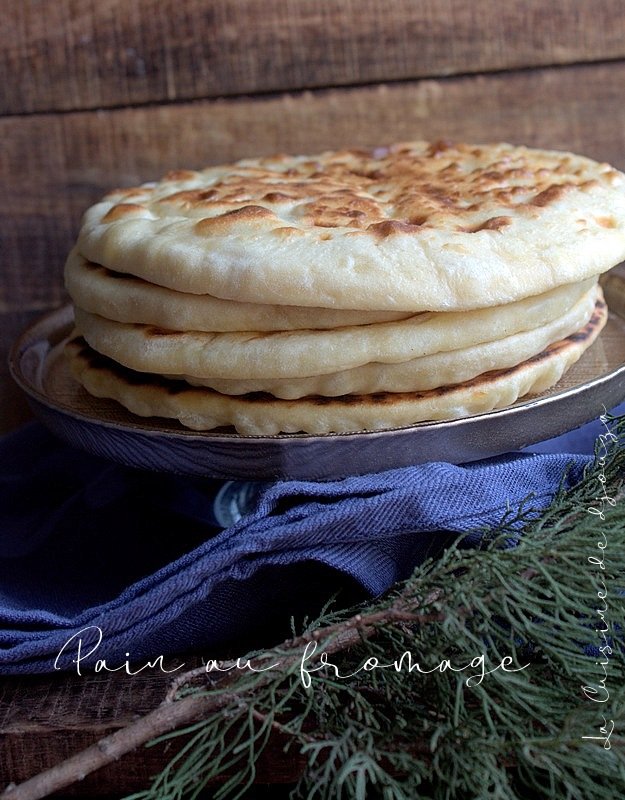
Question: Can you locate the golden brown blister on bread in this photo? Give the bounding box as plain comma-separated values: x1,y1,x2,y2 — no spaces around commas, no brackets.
98,142,620,231
76,141,625,311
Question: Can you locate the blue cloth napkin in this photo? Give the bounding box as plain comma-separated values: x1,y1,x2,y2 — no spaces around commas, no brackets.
0,407,621,675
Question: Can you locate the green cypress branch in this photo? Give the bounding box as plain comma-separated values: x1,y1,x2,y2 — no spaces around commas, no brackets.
4,415,624,800
137,417,624,800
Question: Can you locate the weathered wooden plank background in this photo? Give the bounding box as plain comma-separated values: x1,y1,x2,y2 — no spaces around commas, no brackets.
4,0,625,114
0,660,304,793
1,5,624,789
3,1,625,432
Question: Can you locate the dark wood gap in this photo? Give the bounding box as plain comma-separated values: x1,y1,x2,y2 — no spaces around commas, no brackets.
3,55,625,120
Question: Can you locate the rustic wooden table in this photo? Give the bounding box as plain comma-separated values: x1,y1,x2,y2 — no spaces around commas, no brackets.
2,1,625,794
0,662,304,795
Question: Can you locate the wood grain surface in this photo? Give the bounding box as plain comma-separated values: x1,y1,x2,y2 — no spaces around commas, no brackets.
0,665,304,794
4,3,625,432
4,0,625,115
0,311,45,433
3,5,625,794
5,58,625,429
4,61,625,314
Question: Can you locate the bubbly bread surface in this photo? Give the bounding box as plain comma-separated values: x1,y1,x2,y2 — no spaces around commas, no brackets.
64,139,622,435
76,141,625,310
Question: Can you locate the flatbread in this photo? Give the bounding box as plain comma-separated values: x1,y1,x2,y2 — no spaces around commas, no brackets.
64,297,607,435
75,141,625,311
64,250,410,331
172,283,598,397
72,279,595,381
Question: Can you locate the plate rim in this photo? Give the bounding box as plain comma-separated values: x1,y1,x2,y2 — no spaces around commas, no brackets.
8,302,625,478
10,303,625,440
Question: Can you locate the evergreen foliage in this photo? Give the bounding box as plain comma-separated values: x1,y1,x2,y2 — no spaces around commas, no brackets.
125,416,625,800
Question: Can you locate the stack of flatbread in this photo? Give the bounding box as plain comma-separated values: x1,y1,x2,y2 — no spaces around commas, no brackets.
64,140,625,434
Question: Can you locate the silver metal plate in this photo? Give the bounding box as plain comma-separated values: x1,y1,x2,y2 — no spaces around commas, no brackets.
9,299,625,480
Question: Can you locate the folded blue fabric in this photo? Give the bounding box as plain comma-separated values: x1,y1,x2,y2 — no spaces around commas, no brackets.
0,408,620,675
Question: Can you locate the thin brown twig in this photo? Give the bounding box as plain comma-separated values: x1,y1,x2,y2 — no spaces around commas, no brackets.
250,707,316,745
0,691,233,800
3,500,622,800
165,591,445,703
0,593,443,800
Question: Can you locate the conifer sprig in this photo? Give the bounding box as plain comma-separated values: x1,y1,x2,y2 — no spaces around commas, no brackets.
4,417,624,800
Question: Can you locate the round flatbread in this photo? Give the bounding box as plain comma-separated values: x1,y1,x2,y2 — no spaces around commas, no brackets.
75,141,625,311
65,296,607,435
174,283,598,397
64,250,410,331
72,279,595,381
